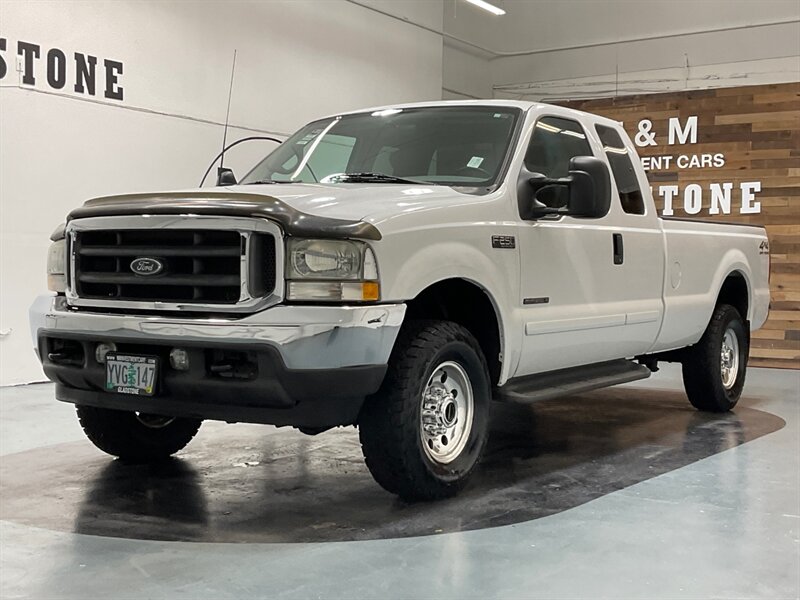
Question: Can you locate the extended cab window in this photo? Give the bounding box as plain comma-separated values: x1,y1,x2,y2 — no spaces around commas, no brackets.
595,124,645,215
525,116,592,207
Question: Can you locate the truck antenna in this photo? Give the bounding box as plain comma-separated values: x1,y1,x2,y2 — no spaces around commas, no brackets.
219,49,237,173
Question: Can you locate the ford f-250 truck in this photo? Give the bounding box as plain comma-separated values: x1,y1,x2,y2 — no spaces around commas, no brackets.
30,101,770,501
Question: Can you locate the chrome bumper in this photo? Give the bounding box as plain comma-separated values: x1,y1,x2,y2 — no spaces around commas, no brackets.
29,295,406,370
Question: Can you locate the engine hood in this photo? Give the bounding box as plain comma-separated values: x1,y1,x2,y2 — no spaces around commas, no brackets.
67,183,476,241
229,182,471,221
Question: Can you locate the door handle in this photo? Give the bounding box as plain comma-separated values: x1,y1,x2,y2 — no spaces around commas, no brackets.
613,233,624,265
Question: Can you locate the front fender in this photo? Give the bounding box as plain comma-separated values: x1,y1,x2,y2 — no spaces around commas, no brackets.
378,235,521,385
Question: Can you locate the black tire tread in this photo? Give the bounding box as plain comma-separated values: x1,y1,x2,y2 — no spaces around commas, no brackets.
682,303,748,413
77,405,202,461
359,319,490,501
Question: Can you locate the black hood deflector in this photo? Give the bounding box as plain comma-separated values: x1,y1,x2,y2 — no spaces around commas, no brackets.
66,191,382,240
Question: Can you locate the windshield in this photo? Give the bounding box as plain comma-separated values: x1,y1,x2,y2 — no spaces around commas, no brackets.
240,106,521,187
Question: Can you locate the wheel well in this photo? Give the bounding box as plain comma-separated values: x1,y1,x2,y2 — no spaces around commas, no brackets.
718,271,749,321
404,279,502,385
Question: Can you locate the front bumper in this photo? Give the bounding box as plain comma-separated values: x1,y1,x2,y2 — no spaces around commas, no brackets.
29,295,405,427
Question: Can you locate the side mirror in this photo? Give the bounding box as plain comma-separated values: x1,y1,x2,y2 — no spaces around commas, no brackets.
518,156,611,220
216,167,237,186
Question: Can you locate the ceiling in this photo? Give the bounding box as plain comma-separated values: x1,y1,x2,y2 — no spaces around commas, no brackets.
442,0,800,55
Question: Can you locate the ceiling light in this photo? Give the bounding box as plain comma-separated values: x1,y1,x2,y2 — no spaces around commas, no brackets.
464,0,505,16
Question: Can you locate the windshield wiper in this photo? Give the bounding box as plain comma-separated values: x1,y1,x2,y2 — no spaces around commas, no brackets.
326,172,426,184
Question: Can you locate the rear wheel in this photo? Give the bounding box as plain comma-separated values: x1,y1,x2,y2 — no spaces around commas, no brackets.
682,304,748,412
358,320,490,501
76,405,202,461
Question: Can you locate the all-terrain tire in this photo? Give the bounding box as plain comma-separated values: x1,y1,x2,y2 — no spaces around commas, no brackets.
358,320,491,501
76,405,202,461
682,303,749,412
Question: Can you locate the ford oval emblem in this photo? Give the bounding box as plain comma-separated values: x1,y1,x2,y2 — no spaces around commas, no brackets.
130,257,164,276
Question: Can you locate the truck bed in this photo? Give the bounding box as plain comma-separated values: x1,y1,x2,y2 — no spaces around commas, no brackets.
652,217,770,353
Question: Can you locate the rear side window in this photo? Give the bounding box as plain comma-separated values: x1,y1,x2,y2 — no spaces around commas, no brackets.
595,124,645,215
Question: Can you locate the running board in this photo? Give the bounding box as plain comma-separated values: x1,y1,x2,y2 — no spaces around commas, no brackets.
495,359,652,404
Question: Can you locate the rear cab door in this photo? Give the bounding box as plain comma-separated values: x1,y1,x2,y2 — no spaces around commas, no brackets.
592,119,666,355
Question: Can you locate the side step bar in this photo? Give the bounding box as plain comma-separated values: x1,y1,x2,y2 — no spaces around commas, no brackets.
495,359,652,404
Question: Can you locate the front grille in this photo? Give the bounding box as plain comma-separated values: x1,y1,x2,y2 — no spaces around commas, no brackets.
73,229,275,305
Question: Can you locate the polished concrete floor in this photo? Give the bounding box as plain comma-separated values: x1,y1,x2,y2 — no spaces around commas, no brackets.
1,364,798,599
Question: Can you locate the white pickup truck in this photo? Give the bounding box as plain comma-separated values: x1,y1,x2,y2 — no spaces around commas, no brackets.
30,100,770,501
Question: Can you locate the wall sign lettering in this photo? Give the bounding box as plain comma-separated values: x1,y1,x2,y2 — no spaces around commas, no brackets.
0,38,124,101
622,114,761,216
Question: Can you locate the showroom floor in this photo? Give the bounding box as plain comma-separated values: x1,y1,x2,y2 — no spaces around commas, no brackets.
1,363,798,599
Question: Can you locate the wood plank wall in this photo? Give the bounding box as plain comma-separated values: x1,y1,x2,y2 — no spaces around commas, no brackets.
559,82,800,369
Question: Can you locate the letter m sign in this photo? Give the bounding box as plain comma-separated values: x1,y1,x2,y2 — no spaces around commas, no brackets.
668,115,698,145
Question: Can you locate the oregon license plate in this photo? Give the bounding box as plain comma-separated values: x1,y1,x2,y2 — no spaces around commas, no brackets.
105,353,159,396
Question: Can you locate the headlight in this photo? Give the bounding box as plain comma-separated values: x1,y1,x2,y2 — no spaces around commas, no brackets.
47,240,67,293
286,239,380,302
289,239,363,280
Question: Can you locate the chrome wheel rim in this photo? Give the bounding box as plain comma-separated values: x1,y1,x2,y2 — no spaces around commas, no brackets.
720,328,740,390
136,413,175,429
420,361,474,465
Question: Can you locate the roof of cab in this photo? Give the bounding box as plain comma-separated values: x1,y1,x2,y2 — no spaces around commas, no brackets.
323,99,538,119
322,99,623,129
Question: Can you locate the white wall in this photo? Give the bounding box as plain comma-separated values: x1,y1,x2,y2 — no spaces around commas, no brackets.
442,43,491,100
441,0,800,100
0,0,443,385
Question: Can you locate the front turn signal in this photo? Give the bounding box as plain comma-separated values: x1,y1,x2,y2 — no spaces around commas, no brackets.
361,282,380,301
286,281,381,302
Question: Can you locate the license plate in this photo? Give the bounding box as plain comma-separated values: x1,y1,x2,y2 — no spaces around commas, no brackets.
105,353,159,396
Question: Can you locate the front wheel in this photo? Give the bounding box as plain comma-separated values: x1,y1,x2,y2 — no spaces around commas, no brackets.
358,320,490,501
76,405,202,461
682,303,749,412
